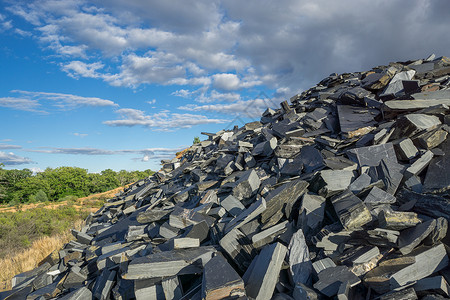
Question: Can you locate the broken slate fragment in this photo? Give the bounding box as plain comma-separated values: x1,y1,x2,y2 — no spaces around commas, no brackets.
398,219,436,255
220,194,245,217
313,266,360,297
393,138,419,160
252,220,289,248
390,244,449,289
299,193,326,234
347,143,397,167
331,190,372,230
415,129,448,149
225,197,266,233
261,179,309,227
232,169,261,200
310,170,354,198
364,186,396,205
295,145,324,173
337,105,377,138
424,217,448,246
378,210,421,230
379,287,418,300
423,139,450,193
392,114,441,140
201,253,246,300
288,229,313,286
405,150,434,178
413,276,450,297
123,246,216,279
348,173,372,194
219,228,255,272
172,237,200,249
243,242,287,300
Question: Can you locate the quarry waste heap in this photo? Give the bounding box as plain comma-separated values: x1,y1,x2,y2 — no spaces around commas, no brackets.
3,54,450,300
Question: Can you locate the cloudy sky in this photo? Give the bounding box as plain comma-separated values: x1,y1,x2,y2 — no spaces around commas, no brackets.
1,0,449,172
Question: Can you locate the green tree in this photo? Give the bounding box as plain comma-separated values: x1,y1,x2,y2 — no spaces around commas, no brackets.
193,136,201,144
33,190,48,202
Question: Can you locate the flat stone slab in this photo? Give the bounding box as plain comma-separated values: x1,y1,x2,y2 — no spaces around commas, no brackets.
243,242,287,300
313,266,360,297
261,179,309,227
202,253,246,299
398,219,436,255
347,143,397,167
423,139,450,193
219,228,255,273
331,190,372,230
337,105,378,138
123,246,216,279
383,99,450,112
288,229,312,286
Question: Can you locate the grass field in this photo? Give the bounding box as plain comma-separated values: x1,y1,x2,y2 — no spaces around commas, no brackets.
0,186,127,291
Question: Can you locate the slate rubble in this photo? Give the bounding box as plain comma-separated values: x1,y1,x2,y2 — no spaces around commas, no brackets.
3,55,450,299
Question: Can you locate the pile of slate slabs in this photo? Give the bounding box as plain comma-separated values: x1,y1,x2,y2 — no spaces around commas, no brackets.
3,54,450,300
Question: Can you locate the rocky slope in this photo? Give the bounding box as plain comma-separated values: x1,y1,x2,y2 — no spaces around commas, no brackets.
3,54,450,300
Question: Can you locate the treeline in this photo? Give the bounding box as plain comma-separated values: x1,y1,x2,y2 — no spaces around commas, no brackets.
0,166,154,204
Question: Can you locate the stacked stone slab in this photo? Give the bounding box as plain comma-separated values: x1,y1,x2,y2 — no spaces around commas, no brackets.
2,54,450,300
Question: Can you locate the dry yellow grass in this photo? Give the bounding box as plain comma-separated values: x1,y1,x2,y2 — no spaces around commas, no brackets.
0,185,129,291
0,219,84,291
0,185,128,214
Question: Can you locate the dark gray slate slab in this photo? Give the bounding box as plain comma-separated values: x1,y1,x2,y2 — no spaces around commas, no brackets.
292,283,320,300
424,217,448,246
232,169,260,200
331,190,372,230
416,129,448,149
348,173,372,194
396,189,450,220
378,210,421,230
225,197,266,234
219,228,255,272
393,138,419,160
252,220,289,248
323,155,357,171
161,276,183,300
398,219,436,255
312,257,336,275
288,229,312,286
405,150,434,178
379,287,418,300
372,159,404,195
390,244,449,289
412,89,450,100
184,220,210,243
364,186,396,205
123,246,216,279
347,143,397,167
313,266,360,297
392,114,441,140
134,279,165,300
261,179,309,227
243,242,287,300
221,194,245,217
299,193,326,233
310,170,355,198
423,139,450,193
201,253,245,299
337,105,378,138
295,146,324,173
413,276,450,297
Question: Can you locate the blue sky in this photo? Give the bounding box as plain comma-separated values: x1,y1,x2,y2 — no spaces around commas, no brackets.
1,0,449,173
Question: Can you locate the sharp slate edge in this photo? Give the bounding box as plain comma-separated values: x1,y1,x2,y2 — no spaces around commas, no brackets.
3,54,450,300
